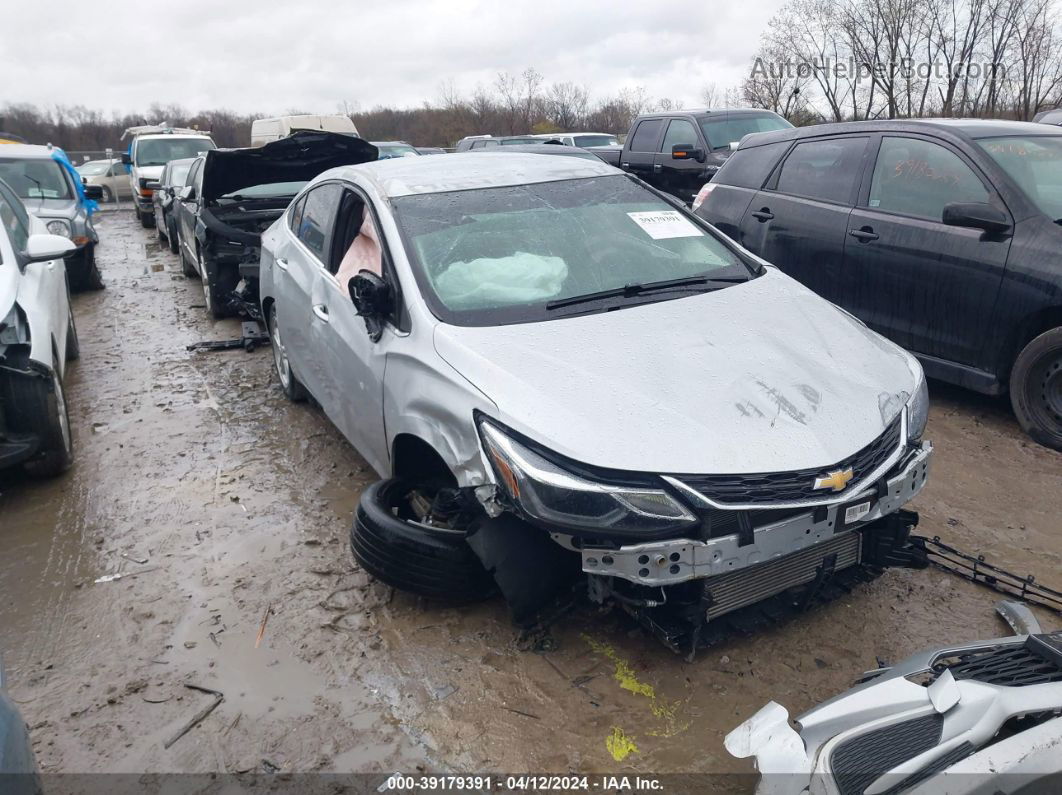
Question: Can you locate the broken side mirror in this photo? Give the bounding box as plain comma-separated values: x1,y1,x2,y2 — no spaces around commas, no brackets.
348,270,393,342
672,143,705,163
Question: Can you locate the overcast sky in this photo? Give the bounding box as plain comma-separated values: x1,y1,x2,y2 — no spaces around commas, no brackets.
2,0,790,115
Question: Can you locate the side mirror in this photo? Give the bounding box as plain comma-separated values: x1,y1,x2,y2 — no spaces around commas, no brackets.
348,270,393,342
121,152,131,165
25,233,77,263
83,184,104,200
672,144,705,163
942,202,1011,235
729,141,741,152
144,180,161,191
179,186,196,202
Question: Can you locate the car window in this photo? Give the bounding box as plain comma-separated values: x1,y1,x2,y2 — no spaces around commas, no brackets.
977,135,1062,221
289,194,307,234
0,185,30,254
392,174,754,327
869,137,990,220
185,159,201,192
108,163,125,177
715,142,791,189
296,183,343,262
629,119,664,152
775,137,869,204
661,119,699,153
699,113,793,151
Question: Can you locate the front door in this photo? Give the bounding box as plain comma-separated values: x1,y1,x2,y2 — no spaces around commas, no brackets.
653,117,708,203
842,135,1012,365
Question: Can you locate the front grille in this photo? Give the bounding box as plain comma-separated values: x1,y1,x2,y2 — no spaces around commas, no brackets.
703,507,809,539
931,634,1062,687
704,532,860,619
831,714,943,795
676,415,903,505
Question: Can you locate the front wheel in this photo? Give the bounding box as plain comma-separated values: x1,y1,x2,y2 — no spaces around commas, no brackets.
100,186,113,203
268,304,306,402
168,220,180,254
139,209,155,229
66,244,104,292
200,254,234,318
1010,327,1062,451
1,352,74,477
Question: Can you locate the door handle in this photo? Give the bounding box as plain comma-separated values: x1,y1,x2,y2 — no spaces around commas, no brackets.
275,257,289,271
751,209,774,222
849,227,879,242
653,163,662,173
312,304,330,322
621,162,630,169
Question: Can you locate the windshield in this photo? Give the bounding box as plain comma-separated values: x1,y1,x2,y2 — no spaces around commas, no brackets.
0,158,72,200
699,114,793,150
573,135,619,148
168,163,192,187
135,137,216,167
219,181,307,200
392,174,754,326
977,136,1062,221
77,161,110,176
376,144,420,159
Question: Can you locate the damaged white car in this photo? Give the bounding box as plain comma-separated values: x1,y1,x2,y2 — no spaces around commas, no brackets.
259,153,933,652
727,629,1062,794
0,178,79,476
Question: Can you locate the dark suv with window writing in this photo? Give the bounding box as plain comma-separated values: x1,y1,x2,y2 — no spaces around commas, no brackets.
694,119,1062,450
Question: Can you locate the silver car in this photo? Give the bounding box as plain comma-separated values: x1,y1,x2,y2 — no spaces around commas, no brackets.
258,154,933,650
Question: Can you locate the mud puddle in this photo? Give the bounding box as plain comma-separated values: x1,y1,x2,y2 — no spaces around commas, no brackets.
0,212,1059,777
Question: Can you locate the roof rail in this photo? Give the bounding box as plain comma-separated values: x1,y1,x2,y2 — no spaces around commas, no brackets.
121,124,212,140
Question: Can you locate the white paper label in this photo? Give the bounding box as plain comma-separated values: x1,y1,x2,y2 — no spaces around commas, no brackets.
627,210,704,240
844,501,872,524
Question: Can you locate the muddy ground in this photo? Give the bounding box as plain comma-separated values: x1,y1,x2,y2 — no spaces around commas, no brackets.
1,211,1060,780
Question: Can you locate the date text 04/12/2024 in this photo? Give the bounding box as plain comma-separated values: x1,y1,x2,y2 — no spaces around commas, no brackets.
381,775,665,791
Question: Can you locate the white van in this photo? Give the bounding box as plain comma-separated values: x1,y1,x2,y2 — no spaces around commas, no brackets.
250,115,360,147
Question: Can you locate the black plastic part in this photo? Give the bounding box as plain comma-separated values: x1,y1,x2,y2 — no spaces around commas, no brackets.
466,515,581,625
832,714,944,795
860,509,926,568
186,321,270,353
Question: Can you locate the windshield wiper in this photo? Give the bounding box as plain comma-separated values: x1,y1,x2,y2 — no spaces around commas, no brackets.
545,275,745,311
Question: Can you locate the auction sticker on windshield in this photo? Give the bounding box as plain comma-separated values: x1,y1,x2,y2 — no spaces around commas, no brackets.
627,210,704,240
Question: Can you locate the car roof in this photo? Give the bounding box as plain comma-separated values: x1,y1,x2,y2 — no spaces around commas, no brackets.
744,118,1062,148
0,144,59,160
639,107,781,119
331,151,621,198
371,141,414,146
472,144,599,159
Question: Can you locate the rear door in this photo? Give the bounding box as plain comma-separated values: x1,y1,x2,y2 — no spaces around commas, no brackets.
623,118,664,185
842,134,1012,364
654,117,708,202
694,140,792,241
739,135,871,303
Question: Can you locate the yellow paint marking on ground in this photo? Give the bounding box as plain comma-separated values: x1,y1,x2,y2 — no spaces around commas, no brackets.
606,726,639,761
582,635,690,738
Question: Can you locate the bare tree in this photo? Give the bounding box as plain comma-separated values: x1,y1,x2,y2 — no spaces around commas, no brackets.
545,82,589,130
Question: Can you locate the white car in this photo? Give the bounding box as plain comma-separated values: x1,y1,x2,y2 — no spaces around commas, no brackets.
0,178,80,476
120,126,216,229
258,154,932,650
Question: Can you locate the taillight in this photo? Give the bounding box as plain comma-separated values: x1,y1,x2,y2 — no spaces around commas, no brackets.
691,183,716,212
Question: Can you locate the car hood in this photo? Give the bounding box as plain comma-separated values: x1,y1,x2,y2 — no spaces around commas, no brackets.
21,197,78,219
134,165,163,181
202,131,377,203
433,269,920,475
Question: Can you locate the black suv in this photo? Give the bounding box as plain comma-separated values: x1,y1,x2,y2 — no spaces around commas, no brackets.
695,119,1062,449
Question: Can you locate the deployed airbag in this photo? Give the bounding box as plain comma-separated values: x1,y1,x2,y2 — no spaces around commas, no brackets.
433,252,567,309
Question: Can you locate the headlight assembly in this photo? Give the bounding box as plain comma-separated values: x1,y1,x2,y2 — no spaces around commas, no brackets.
45,219,71,238
478,419,697,536
907,369,929,443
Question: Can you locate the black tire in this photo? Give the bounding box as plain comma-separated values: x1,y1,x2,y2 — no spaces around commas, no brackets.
139,209,155,228
1010,327,1062,450
0,351,73,478
65,300,80,361
200,252,236,318
66,244,104,292
268,304,307,402
351,479,496,602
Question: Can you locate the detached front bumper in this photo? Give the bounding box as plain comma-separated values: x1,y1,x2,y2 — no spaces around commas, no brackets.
582,440,932,587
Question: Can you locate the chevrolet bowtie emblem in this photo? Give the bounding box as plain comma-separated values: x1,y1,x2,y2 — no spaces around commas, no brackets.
814,468,854,492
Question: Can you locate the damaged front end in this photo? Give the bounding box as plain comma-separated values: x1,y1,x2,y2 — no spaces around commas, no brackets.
470,410,932,656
